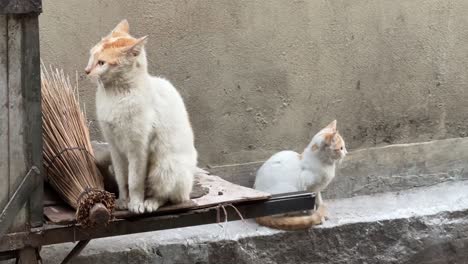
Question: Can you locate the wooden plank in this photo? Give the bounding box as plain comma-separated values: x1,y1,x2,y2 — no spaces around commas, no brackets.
0,0,42,15
21,14,42,228
1,14,43,232
0,16,9,213
44,174,270,225
2,192,314,251
7,15,28,233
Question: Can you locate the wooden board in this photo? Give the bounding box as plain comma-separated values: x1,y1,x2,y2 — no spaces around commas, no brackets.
0,13,42,235
0,0,42,14
22,15,43,228
7,15,28,233
0,15,8,212
44,174,270,225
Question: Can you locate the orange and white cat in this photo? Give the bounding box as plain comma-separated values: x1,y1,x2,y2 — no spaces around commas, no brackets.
254,120,347,230
85,20,197,213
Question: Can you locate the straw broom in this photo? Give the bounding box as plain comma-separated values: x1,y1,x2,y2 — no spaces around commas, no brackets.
41,63,115,226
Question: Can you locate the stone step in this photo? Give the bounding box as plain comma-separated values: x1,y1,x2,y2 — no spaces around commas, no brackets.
328,137,468,199
206,138,468,200
41,180,468,264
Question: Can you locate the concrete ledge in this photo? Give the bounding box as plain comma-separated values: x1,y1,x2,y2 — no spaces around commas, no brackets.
329,137,468,199
208,138,468,199
41,180,468,264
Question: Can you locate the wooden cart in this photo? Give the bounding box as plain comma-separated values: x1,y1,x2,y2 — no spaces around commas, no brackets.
0,1,315,263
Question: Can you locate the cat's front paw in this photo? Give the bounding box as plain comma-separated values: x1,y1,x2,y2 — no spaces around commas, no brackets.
317,204,329,219
115,198,129,210
321,216,327,223
128,199,145,214
144,199,160,213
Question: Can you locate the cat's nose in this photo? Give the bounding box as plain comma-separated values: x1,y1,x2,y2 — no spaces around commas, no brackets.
84,67,91,75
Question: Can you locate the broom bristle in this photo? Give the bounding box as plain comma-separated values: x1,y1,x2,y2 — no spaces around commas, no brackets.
41,62,115,226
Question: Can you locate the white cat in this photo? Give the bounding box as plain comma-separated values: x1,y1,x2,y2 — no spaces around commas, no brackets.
254,120,347,230
85,20,197,213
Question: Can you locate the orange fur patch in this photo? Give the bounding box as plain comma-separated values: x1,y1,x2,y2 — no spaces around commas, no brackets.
102,37,136,49
111,30,129,38
93,37,137,65
97,48,122,65
324,133,335,144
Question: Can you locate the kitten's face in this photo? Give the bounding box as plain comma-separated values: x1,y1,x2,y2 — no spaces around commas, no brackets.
311,120,347,162
85,19,147,83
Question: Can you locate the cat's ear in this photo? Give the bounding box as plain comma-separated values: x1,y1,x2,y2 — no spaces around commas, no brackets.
325,120,337,132
124,36,148,57
111,19,130,35
323,131,337,145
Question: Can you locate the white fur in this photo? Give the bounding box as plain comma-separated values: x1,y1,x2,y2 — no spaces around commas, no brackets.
91,45,197,214
254,123,346,207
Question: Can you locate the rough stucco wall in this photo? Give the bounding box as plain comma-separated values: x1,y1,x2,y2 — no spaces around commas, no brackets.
39,0,468,167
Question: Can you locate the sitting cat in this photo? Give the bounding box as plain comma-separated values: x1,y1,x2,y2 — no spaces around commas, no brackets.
254,120,347,230
85,20,197,213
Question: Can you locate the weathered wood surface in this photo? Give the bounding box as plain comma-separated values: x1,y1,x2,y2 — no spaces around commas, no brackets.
7,15,28,232
44,174,270,225
0,167,40,238
0,0,42,14
22,14,42,228
0,14,43,234
0,16,8,213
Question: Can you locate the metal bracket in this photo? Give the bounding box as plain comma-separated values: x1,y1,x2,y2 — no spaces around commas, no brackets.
0,167,40,238
60,240,91,264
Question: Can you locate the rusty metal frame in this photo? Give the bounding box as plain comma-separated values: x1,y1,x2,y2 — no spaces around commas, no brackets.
61,240,90,264
0,191,315,254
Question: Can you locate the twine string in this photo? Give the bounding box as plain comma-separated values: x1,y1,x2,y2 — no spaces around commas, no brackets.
214,203,245,224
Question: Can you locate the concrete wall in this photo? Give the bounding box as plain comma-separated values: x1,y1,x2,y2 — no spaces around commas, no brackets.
39,0,468,167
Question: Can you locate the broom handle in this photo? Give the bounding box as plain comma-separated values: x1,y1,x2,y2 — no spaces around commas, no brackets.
89,203,110,225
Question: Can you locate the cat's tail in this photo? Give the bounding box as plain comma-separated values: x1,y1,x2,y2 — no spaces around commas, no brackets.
255,211,323,231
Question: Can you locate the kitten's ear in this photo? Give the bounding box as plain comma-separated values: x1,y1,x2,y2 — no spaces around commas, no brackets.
323,132,337,145
124,36,148,57
325,120,337,132
111,19,130,35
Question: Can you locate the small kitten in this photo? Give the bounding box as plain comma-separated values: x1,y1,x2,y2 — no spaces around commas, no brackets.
85,20,197,213
254,120,347,230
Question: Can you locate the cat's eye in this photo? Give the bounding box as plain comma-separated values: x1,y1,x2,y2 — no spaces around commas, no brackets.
97,60,105,66
340,147,343,150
